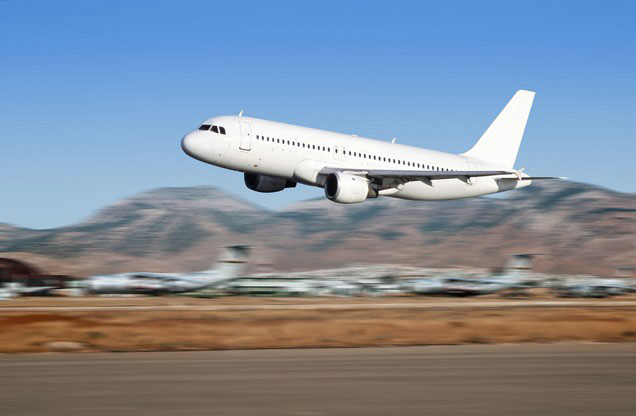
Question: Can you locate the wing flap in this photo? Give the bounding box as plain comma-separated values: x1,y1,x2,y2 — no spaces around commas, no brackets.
318,167,564,187
366,169,514,180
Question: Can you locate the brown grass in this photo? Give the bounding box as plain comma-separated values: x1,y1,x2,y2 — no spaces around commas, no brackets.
2,297,636,352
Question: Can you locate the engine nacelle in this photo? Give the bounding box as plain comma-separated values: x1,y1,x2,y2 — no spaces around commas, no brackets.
244,173,296,193
324,172,372,204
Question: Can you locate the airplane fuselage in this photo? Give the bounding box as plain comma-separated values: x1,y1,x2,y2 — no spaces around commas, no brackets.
181,115,530,201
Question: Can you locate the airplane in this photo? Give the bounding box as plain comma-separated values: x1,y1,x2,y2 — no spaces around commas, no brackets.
81,246,251,295
553,277,632,298
181,90,563,204
401,277,448,295
401,272,528,297
437,272,528,297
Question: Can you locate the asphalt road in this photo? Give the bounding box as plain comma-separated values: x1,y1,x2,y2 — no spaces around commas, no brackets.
2,344,636,416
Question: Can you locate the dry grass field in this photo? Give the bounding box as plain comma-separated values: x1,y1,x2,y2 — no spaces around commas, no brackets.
2,296,636,353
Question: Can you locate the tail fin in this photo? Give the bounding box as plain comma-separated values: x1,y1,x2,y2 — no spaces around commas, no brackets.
462,90,535,169
205,245,251,279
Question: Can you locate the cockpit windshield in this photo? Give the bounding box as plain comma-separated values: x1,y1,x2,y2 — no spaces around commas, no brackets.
198,124,226,135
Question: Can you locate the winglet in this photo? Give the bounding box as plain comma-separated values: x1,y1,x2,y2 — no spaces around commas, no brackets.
391,137,397,144
238,110,244,117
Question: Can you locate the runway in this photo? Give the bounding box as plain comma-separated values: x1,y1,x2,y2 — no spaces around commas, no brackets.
2,344,636,415
3,299,636,312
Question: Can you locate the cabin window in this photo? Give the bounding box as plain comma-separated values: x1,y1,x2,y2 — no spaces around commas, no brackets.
219,126,226,135
199,124,211,131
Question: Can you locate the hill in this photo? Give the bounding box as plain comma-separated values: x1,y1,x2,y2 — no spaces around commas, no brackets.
1,181,634,276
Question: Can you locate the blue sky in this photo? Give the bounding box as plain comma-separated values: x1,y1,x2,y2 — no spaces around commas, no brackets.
1,0,634,229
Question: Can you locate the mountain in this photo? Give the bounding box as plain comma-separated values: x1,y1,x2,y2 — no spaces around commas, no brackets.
1,182,634,276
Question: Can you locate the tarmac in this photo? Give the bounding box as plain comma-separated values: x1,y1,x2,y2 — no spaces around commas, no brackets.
4,298,636,312
2,344,636,415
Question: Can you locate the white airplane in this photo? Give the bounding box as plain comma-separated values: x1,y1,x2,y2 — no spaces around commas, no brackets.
181,90,562,203
81,246,250,295
401,272,527,297
553,277,632,298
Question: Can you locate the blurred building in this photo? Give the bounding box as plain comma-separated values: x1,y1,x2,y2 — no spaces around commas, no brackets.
0,258,72,291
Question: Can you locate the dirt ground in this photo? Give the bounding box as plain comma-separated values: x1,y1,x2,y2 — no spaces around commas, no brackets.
2,296,636,353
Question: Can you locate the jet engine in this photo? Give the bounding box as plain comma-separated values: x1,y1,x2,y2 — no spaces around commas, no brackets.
324,172,374,204
244,173,297,193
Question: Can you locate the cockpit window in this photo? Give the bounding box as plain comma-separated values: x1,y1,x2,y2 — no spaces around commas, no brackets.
219,126,226,135
199,124,211,130
211,125,219,133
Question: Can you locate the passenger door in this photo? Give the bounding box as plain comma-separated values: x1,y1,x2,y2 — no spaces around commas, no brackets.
239,121,251,151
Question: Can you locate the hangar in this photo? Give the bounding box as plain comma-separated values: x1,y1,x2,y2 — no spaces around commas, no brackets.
0,258,70,290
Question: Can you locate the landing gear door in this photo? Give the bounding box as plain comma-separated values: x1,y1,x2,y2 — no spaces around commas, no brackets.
239,121,251,151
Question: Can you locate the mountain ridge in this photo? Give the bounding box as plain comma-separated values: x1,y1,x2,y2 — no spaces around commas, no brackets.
1,181,634,276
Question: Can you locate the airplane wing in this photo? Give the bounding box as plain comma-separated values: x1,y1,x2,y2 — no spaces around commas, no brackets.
320,167,564,185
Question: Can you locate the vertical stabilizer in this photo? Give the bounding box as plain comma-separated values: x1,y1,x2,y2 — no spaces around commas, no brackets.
205,245,251,279
462,90,535,169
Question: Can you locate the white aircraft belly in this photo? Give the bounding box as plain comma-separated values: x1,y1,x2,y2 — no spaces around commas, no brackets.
391,177,499,200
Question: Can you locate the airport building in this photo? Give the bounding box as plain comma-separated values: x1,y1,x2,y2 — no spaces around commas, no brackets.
0,258,72,291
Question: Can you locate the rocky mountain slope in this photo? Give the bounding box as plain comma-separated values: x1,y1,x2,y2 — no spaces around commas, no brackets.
1,181,634,276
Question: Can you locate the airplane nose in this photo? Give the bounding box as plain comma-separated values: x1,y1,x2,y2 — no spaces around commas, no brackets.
181,132,199,158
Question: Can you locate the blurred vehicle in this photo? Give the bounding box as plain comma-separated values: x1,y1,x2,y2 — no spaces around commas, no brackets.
313,280,362,297
0,282,58,299
402,254,539,297
226,279,314,297
437,273,527,296
553,278,632,298
402,277,448,295
81,246,250,295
